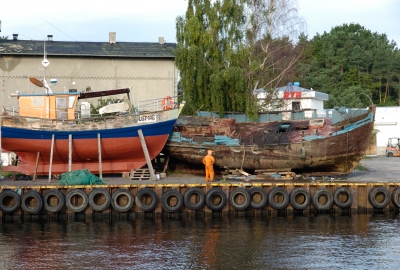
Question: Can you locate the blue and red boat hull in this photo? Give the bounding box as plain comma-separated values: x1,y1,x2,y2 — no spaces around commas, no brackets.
1,119,176,175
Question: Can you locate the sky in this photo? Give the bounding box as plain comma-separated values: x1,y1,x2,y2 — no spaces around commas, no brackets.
0,0,399,46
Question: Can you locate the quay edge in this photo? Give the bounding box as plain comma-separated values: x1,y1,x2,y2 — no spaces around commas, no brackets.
0,181,400,221
1,156,400,220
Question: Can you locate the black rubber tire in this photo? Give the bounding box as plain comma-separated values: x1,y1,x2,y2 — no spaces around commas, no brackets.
368,186,390,209
205,188,227,211
289,187,310,210
229,188,251,211
333,187,353,208
135,188,158,212
268,187,289,210
89,188,111,212
111,189,134,212
391,186,400,208
248,187,268,209
0,190,21,214
161,189,184,213
43,189,65,213
21,190,43,214
312,188,333,211
184,187,205,210
66,189,89,213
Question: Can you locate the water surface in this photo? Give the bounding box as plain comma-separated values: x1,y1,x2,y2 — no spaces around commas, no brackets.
1,213,399,269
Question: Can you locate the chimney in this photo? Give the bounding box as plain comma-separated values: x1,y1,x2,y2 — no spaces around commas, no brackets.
13,33,18,40
109,32,116,44
158,37,165,45
47,35,53,42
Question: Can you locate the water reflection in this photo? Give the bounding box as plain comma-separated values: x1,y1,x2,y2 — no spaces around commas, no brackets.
0,213,399,269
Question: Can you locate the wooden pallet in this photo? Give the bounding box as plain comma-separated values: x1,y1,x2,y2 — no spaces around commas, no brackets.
129,169,153,180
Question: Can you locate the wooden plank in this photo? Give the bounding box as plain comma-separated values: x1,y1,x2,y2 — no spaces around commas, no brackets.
68,134,72,172
238,169,251,176
255,168,292,173
33,152,40,182
48,134,55,183
138,129,157,181
163,155,170,173
97,133,102,179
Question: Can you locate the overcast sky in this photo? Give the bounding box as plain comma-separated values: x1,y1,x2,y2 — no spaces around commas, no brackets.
0,0,399,46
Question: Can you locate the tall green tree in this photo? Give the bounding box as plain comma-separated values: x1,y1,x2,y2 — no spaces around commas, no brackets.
176,0,305,117
296,23,398,108
176,0,248,116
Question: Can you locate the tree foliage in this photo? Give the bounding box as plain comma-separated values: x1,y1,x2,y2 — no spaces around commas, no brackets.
295,23,399,108
176,0,305,117
177,3,400,112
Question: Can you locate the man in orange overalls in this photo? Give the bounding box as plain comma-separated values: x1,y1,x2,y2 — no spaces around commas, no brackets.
202,149,215,182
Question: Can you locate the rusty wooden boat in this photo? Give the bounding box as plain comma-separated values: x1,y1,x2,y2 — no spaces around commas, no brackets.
163,105,376,174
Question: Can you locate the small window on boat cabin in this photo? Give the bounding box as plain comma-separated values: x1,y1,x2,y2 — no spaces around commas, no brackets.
277,123,291,133
292,101,301,111
56,97,67,109
68,96,76,109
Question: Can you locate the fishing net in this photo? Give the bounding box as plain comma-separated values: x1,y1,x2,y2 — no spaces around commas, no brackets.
59,169,106,185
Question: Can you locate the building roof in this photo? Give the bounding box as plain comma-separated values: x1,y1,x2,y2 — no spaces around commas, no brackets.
0,39,176,59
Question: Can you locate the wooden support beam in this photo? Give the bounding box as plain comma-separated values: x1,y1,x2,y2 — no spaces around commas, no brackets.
163,155,170,174
138,129,157,181
68,134,72,172
98,133,102,179
33,152,40,182
48,134,55,182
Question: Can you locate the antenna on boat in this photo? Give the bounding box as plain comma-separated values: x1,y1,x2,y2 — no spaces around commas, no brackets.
41,39,52,94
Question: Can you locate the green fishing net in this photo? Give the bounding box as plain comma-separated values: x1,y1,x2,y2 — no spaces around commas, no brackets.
59,169,106,185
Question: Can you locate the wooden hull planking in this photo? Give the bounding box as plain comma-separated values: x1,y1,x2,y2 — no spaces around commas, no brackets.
164,106,375,174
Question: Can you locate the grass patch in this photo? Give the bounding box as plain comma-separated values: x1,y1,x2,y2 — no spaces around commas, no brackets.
354,163,366,171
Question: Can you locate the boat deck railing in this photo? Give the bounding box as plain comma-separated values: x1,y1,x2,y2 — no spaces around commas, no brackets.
137,95,178,112
197,107,369,124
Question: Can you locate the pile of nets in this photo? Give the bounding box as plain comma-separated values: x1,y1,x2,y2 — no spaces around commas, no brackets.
59,169,106,186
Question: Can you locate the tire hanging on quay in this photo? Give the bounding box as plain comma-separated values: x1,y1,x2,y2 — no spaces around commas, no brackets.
333,187,353,209
161,189,184,213
248,187,268,209
312,188,333,211
205,188,226,211
391,186,400,208
368,186,390,209
43,189,65,213
135,188,158,212
0,190,21,214
229,188,251,211
289,187,310,210
89,188,111,212
268,187,289,210
21,190,43,215
184,187,205,211
66,189,89,213
111,189,134,212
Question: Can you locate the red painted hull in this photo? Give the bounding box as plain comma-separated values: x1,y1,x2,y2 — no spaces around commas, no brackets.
2,135,168,175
